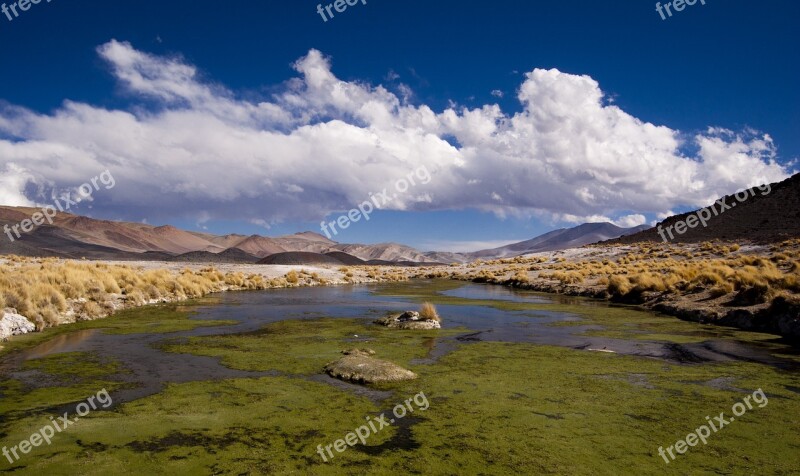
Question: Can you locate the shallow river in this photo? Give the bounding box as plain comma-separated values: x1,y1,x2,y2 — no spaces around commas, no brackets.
1,280,798,474
5,281,798,406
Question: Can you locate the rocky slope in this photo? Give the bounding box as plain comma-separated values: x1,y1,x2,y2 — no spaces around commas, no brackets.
613,173,800,244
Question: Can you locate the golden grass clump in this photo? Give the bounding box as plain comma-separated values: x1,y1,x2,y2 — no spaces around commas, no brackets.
709,282,735,298
550,271,584,285
629,273,668,293
513,271,528,283
285,271,300,284
419,302,441,322
607,275,633,297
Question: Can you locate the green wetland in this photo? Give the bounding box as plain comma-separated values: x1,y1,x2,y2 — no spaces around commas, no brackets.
1,280,798,475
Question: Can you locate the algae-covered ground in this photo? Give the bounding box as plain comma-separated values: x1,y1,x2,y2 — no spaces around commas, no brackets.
1,281,799,475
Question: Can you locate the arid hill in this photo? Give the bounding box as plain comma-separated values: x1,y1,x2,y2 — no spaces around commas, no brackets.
170,248,260,264
218,236,286,258
0,206,435,264
257,252,348,266
613,173,800,244
324,252,366,265
332,243,434,263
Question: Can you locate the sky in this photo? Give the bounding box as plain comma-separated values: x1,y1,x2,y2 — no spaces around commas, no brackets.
0,0,798,252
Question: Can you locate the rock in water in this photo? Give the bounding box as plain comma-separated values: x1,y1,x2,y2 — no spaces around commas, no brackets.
324,349,417,384
374,311,441,330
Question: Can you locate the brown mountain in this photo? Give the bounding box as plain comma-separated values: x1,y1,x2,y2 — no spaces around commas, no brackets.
257,252,346,266
227,236,287,258
0,207,223,255
0,206,435,263
613,173,800,244
0,221,173,261
170,248,261,264
332,243,436,263
325,251,366,265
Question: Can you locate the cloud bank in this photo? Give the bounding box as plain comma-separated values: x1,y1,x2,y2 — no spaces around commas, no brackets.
0,40,793,227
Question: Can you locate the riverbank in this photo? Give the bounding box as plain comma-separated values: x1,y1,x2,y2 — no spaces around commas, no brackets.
428,240,800,341
0,257,409,348
2,239,799,346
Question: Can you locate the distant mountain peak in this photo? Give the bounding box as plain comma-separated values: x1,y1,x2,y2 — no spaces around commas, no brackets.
450,222,651,261
296,231,334,240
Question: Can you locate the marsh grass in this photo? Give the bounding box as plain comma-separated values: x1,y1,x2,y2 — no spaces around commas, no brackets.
0,258,275,330
444,241,800,306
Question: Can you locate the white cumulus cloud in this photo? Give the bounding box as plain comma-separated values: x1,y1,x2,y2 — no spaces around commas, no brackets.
0,40,793,227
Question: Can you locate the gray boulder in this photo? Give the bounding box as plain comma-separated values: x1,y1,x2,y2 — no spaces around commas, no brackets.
324,348,417,384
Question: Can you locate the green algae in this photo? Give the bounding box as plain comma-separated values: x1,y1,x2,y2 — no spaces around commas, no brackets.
2,334,798,475
0,282,798,474
0,377,389,475
0,352,126,420
21,351,122,382
165,317,466,376
398,342,800,475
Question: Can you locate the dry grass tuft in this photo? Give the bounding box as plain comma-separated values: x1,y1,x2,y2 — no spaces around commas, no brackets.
419,302,441,322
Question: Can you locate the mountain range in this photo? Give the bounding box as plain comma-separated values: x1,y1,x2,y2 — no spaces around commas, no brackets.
0,207,432,263
0,206,647,264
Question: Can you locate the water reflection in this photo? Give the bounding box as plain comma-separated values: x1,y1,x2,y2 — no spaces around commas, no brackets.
17,329,99,360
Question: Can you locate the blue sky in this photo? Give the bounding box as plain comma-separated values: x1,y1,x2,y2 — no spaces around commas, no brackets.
0,0,797,251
